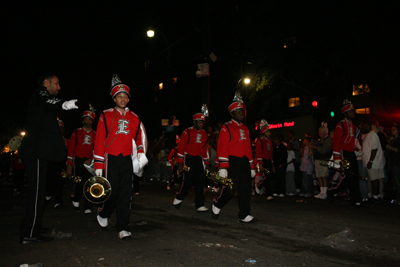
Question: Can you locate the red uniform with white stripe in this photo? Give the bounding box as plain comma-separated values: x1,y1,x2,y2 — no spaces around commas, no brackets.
67,128,95,165
177,126,209,165
255,136,273,166
217,120,254,169
332,118,355,161
94,108,143,170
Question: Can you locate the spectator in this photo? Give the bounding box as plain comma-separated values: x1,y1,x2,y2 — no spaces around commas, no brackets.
311,124,332,199
386,125,400,205
286,143,296,196
299,137,314,197
361,120,386,203
273,134,287,197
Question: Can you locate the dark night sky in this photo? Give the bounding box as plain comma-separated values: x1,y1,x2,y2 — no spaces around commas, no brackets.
1,1,398,143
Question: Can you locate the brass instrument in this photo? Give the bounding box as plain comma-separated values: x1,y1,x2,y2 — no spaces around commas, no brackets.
175,166,190,178
206,170,233,189
256,165,270,175
83,176,112,204
61,170,81,183
319,159,350,170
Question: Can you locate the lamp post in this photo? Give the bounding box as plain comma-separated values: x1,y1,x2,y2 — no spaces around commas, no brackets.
147,29,171,69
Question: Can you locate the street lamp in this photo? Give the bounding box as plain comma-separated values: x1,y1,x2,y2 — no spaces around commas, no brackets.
146,29,171,68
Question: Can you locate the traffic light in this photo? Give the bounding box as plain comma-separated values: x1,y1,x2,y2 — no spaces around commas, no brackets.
330,111,335,117
312,100,318,108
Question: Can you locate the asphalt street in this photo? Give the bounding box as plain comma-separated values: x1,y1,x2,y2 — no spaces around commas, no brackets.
1,178,400,267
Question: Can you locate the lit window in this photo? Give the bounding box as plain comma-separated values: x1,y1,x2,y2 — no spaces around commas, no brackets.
288,97,300,108
159,83,163,90
172,77,177,83
356,108,370,114
352,84,371,95
161,119,169,126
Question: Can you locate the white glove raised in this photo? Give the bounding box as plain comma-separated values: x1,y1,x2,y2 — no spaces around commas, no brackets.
62,99,78,110
219,169,228,178
95,169,103,177
251,169,256,178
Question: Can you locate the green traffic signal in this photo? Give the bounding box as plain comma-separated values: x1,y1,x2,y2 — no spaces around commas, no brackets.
330,111,335,117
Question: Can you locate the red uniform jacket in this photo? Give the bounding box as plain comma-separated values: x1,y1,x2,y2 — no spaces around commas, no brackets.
333,118,356,161
217,120,254,169
10,153,24,170
255,136,274,166
177,126,209,165
94,108,143,170
168,147,178,165
67,128,95,165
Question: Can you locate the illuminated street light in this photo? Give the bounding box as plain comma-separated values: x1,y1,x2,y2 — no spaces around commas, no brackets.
20,131,26,136
244,78,251,84
147,30,155,37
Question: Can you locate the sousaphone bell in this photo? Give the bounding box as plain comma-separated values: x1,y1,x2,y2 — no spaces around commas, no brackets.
84,176,112,204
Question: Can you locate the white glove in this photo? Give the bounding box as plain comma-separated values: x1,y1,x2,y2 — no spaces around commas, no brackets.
95,169,103,177
251,169,256,178
62,99,78,110
354,150,363,157
333,160,341,169
219,169,228,178
137,153,149,166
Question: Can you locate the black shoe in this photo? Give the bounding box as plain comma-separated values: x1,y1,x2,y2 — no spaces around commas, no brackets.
20,235,54,244
173,203,181,210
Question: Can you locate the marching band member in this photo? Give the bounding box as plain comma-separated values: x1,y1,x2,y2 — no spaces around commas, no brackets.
254,120,275,200
212,92,257,223
67,106,96,214
94,74,148,240
330,99,362,205
172,106,210,212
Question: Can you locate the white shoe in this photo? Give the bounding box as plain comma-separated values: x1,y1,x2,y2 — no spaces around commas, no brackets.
97,215,108,228
319,194,327,200
212,204,220,219
314,193,322,199
197,206,209,212
45,196,52,201
286,193,295,196
173,198,182,205
255,187,262,195
272,193,278,197
267,196,274,201
279,194,285,197
72,201,79,208
84,209,92,215
239,215,257,223
118,230,132,240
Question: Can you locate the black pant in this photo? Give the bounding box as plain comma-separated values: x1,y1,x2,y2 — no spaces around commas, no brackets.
329,150,362,204
213,156,252,219
175,155,205,208
13,169,25,193
274,164,287,195
257,159,274,197
71,157,93,210
46,161,65,204
20,159,48,238
99,154,133,232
